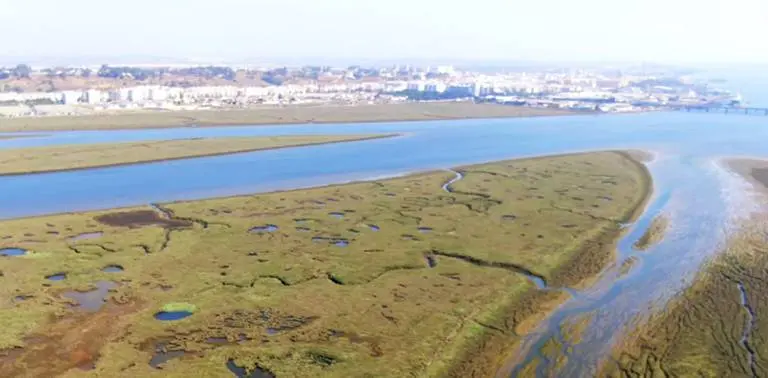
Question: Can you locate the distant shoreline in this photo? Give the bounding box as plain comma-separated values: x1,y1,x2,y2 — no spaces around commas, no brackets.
0,102,580,132
0,134,398,177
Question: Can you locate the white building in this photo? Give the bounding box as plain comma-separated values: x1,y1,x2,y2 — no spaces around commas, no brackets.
424,82,447,93
61,91,82,105
407,81,426,92
85,89,103,104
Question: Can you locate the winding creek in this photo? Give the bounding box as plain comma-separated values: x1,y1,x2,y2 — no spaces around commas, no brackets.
2,109,768,376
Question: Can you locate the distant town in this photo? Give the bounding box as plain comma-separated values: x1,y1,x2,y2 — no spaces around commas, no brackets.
0,63,744,118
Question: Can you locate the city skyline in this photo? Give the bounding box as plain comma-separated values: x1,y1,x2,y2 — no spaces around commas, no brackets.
2,0,768,65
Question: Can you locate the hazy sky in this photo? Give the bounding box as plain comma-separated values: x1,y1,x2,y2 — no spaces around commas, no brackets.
1,0,767,64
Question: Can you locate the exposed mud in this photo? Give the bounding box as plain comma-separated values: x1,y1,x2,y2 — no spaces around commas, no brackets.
227,358,277,378
95,210,193,228
0,300,142,377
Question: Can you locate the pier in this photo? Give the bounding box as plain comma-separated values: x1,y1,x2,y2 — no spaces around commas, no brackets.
672,105,768,116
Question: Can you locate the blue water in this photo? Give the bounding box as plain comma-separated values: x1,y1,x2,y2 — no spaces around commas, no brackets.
154,311,193,321
1,112,768,219
46,273,67,281
0,248,27,256
102,264,124,273
249,224,279,233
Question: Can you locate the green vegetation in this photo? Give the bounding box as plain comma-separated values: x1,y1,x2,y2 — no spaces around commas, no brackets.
633,215,669,251
0,135,393,175
0,102,572,132
161,303,198,313
0,151,649,377
601,221,768,377
619,256,639,276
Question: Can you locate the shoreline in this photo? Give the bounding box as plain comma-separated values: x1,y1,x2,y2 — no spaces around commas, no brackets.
445,150,655,377
0,103,581,132
1,149,651,223
600,218,768,377
0,133,399,177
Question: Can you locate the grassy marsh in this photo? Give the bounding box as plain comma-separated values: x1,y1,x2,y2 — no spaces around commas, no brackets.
0,103,573,132
633,215,669,251
0,151,649,377
0,134,393,176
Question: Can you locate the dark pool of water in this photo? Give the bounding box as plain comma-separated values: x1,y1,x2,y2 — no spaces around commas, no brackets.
46,273,67,281
417,227,433,233
329,212,345,219
369,224,380,231
63,280,117,311
249,224,279,233
226,359,275,378
0,248,26,256
333,239,349,247
149,344,187,368
102,264,124,273
154,311,193,321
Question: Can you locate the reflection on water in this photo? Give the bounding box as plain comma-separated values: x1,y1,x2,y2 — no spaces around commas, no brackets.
63,281,118,311
506,155,743,377
3,112,768,220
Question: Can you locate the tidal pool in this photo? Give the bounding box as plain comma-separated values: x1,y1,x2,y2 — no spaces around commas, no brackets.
249,224,279,233
102,264,124,273
154,311,193,321
45,273,67,281
63,281,117,311
0,248,26,256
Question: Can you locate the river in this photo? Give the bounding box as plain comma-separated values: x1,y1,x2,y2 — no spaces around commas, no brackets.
0,103,767,376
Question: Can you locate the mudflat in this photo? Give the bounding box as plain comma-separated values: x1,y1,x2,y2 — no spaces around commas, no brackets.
725,157,768,193
601,219,768,378
0,151,650,377
0,102,573,132
0,134,393,176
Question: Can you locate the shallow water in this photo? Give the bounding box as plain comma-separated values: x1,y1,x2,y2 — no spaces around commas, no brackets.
102,264,124,273
249,224,279,233
0,248,26,256
63,281,118,311
154,311,193,321
45,273,67,281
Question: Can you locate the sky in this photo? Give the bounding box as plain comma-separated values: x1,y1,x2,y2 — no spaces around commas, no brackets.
1,0,767,65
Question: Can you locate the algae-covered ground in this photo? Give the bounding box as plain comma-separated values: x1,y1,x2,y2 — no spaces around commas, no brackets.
0,151,649,377
0,134,393,176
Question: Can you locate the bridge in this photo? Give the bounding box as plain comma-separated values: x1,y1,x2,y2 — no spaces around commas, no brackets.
671,105,768,116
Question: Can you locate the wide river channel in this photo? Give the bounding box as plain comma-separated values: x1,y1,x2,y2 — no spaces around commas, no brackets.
1,110,767,376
